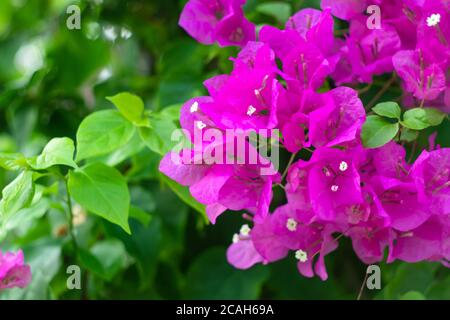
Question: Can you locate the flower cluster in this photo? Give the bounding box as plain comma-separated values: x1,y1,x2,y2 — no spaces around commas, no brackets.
179,0,255,47
161,0,450,279
326,0,450,112
0,250,31,290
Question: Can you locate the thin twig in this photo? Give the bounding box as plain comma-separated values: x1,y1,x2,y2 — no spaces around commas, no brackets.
281,152,297,182
366,73,397,110
64,177,78,253
357,269,370,300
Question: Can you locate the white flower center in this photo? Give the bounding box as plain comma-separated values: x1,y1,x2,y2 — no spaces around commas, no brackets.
331,184,339,192
232,233,240,243
339,161,348,172
190,101,199,113
196,121,206,130
240,224,251,236
427,13,441,27
247,105,256,116
295,249,308,262
286,218,298,231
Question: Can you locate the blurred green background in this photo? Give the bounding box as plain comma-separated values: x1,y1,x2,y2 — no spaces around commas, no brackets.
0,0,448,300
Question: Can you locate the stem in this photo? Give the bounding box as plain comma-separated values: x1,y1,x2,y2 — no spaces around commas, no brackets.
358,83,372,94
366,73,397,110
281,152,297,182
357,269,369,300
64,177,78,253
408,139,418,163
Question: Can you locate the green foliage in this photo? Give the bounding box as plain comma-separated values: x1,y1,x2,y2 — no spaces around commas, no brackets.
29,138,77,170
372,102,401,120
256,2,292,24
401,108,446,130
76,110,135,161
107,93,150,127
361,115,399,148
183,248,269,299
68,163,131,234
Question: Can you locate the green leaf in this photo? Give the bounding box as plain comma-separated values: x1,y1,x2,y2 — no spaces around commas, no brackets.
28,137,77,170
102,216,162,289
84,239,128,281
184,247,269,299
0,186,49,239
0,153,28,171
380,262,437,299
68,163,130,233
89,131,145,167
158,104,182,121
129,206,151,227
106,92,150,127
256,2,292,24
76,110,135,161
0,171,35,220
139,117,179,155
426,276,450,300
361,115,399,148
399,291,426,300
402,108,446,130
423,108,446,126
372,102,401,120
160,173,206,220
400,128,419,142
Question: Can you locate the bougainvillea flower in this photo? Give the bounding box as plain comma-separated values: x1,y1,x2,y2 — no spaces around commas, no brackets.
286,8,339,65
370,142,411,182
377,180,431,232
348,226,393,264
179,0,255,47
0,250,31,290
388,215,449,264
411,148,450,215
202,68,281,131
251,213,290,263
393,49,446,101
320,0,367,21
227,236,264,269
160,146,280,223
346,21,401,82
308,87,365,147
296,225,338,281
167,0,450,280
215,10,256,47
281,40,332,90
296,147,364,221
416,2,450,64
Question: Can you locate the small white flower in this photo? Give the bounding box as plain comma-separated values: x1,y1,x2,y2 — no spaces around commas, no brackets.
339,161,348,172
196,121,206,130
240,224,251,236
247,105,256,116
286,218,298,232
427,13,441,27
190,101,199,113
232,233,240,243
331,184,339,192
295,250,308,262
